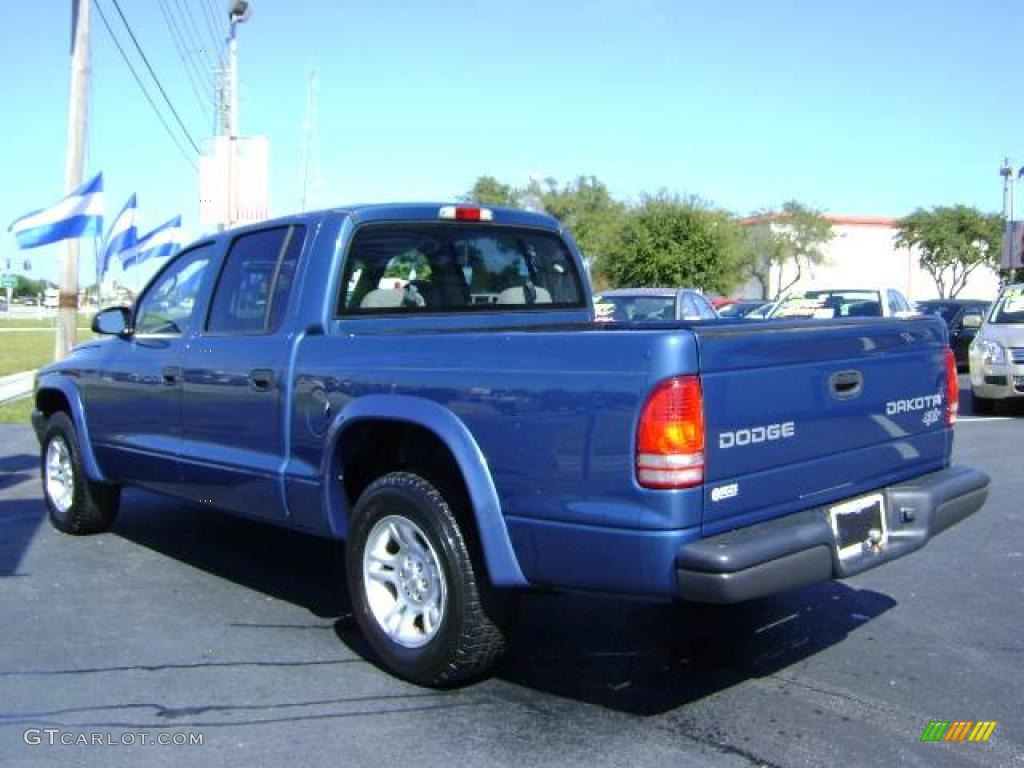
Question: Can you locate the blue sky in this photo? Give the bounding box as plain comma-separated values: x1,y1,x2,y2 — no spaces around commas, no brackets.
2,0,1022,285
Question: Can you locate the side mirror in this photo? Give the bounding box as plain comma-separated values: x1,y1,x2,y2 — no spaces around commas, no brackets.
962,313,982,329
91,306,132,336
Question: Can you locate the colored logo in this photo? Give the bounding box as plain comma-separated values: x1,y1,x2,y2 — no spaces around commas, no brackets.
921,721,997,742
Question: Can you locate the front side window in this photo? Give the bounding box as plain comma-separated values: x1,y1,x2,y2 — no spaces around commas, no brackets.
134,245,213,335
207,225,305,334
338,224,584,315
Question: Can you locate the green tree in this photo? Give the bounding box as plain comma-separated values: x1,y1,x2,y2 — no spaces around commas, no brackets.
13,275,50,298
894,205,1003,298
462,176,519,207
769,201,834,296
538,176,627,283
603,193,744,294
736,222,782,299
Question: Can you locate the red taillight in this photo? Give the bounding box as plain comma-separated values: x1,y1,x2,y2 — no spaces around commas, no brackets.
439,205,494,222
945,348,959,426
636,376,705,489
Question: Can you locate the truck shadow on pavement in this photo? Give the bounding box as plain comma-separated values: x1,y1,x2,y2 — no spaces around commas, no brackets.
113,490,350,619
113,490,897,716
0,498,47,577
0,452,37,491
0,453,45,578
489,584,895,715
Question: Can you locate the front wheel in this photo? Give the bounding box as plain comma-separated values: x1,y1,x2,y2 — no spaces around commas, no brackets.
40,412,120,534
346,472,508,687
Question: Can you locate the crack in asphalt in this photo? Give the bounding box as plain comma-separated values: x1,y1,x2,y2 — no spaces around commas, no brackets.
0,658,366,678
227,622,341,630
650,715,784,768
0,701,480,729
0,691,461,722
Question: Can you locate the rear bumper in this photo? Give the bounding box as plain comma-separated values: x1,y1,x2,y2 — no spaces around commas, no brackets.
676,465,989,603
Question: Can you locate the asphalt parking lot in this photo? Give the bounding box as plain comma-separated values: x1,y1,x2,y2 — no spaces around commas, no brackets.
1,384,1023,768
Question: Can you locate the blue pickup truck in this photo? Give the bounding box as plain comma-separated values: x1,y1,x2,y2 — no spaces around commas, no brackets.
32,203,989,686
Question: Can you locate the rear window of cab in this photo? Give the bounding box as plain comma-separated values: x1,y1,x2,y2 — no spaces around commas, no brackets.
337,224,585,315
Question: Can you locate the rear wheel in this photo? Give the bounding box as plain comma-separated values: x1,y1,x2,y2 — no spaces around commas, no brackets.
971,392,995,416
346,472,508,687
40,412,120,534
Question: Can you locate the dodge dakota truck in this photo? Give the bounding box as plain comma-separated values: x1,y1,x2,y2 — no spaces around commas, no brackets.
32,203,989,686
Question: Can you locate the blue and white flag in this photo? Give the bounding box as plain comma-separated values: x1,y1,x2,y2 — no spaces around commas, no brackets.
8,172,104,249
100,194,137,279
121,215,183,269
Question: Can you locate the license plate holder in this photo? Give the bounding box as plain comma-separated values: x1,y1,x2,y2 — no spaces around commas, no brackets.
828,493,887,560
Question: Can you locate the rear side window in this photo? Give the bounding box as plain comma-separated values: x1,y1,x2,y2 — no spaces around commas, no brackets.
887,289,911,314
693,294,717,319
337,224,584,315
207,225,305,334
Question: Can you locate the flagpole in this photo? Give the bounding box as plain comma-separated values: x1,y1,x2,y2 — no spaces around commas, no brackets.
94,233,102,308
57,0,91,360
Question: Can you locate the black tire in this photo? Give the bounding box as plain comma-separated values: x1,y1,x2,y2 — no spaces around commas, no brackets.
346,471,508,687
40,412,120,534
971,392,995,416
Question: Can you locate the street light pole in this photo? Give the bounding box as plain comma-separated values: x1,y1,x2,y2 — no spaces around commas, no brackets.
226,1,251,229
227,18,238,228
1000,158,1018,274
57,0,91,360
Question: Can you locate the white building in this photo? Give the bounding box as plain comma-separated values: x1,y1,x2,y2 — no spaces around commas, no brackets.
740,215,1001,303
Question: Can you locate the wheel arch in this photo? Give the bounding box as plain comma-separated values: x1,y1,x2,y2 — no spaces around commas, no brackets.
321,394,526,588
34,377,107,483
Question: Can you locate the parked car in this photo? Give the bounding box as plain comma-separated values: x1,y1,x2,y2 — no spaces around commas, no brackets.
0,296,7,312
968,283,1024,414
716,300,770,319
593,287,718,322
915,299,990,371
767,286,915,320
745,302,774,320
32,203,988,686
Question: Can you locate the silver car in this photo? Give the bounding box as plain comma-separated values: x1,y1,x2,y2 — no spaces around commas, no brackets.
593,288,718,322
968,283,1024,414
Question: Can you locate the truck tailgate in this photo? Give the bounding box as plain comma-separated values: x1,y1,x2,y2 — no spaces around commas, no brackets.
695,318,952,536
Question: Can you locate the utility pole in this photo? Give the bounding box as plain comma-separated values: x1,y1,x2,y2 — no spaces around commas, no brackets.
1000,157,1015,223
226,2,251,229
58,0,91,360
300,69,320,212
1000,157,1017,276
227,19,238,228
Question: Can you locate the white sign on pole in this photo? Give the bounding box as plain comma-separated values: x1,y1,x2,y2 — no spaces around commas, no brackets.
199,135,270,227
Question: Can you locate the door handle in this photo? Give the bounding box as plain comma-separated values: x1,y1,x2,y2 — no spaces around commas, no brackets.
829,370,863,399
162,366,182,385
249,368,274,391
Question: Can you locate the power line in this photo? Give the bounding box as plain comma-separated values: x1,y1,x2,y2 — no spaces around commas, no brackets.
158,0,216,90
107,0,202,155
156,0,215,124
171,0,218,71
93,0,198,171
195,0,226,68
